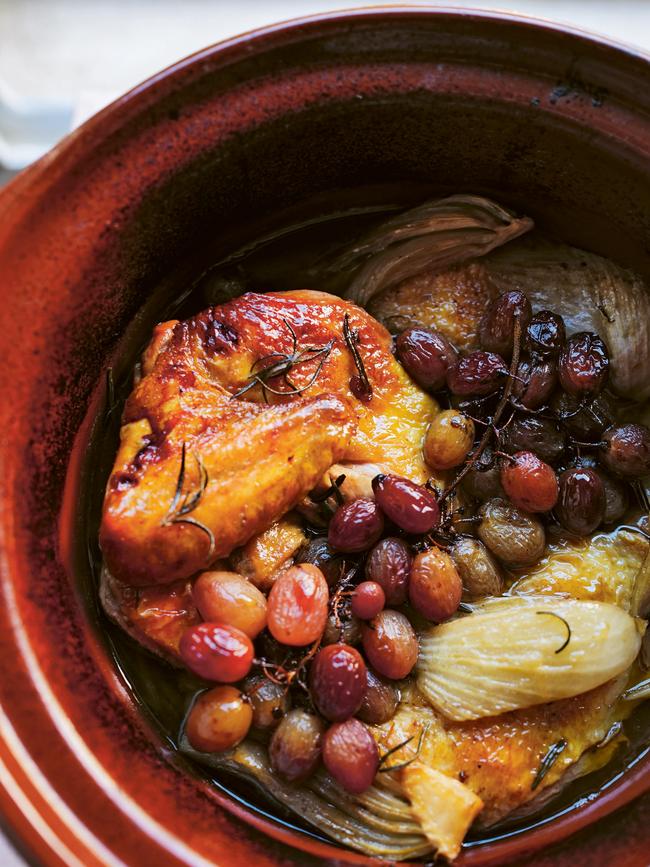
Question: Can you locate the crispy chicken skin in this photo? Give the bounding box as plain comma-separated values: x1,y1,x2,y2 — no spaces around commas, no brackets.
368,262,499,351
100,565,200,663
100,291,435,586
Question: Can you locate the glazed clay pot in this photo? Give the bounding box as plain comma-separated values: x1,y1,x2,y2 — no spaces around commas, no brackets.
1,8,650,867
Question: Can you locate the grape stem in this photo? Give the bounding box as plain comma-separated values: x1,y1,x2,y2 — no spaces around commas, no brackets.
253,636,323,695
330,565,360,636
439,317,523,504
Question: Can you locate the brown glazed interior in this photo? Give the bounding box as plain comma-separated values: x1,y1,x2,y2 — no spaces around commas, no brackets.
1,7,650,866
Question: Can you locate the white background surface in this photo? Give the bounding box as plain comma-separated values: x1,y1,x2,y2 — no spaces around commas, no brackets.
3,0,650,172
0,1,648,864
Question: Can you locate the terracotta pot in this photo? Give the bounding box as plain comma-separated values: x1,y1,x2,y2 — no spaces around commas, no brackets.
1,7,649,866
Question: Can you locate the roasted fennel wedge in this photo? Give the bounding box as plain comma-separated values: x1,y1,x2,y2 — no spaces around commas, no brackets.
179,735,432,860
417,596,643,721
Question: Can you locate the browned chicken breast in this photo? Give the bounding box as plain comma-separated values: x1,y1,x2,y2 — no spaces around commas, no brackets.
100,290,436,587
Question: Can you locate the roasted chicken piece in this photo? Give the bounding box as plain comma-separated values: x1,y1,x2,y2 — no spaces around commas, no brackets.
374,675,624,829
100,290,436,586
100,565,199,663
229,514,307,592
100,516,306,663
368,262,500,351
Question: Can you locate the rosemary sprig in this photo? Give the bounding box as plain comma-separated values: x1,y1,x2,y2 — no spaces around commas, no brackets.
622,677,650,702
231,318,334,401
330,564,360,636
378,724,429,773
343,313,373,401
595,721,622,749
536,611,571,654
162,443,216,558
531,738,567,790
254,636,322,695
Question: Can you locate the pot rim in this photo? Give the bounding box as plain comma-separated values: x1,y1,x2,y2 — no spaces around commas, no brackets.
4,2,650,214
1,6,650,867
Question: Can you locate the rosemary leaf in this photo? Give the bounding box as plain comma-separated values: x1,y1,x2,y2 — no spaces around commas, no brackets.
231,319,334,400
162,444,214,558
622,677,650,702
309,473,347,504
536,610,571,654
343,313,373,400
378,725,429,773
531,739,567,791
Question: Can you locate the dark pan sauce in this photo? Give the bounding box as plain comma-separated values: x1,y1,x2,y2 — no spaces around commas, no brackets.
77,186,650,854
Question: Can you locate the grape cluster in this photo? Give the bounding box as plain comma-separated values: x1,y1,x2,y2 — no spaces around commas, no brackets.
179,289,650,799
397,290,650,540
180,469,463,795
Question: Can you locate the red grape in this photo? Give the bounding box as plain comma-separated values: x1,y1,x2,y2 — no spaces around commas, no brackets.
365,537,412,605
447,351,508,396
242,674,290,730
179,623,254,682
185,686,252,752
552,390,614,441
479,290,532,358
309,644,367,722
193,571,267,638
270,710,325,782
525,310,566,354
478,497,546,567
555,468,605,535
328,498,384,553
322,613,362,647
512,356,557,409
395,328,458,391
351,581,386,619
409,548,462,621
295,537,343,586
424,410,475,470
322,718,379,794
558,332,609,396
503,416,566,464
596,469,629,525
357,670,400,725
462,447,504,501
267,564,329,646
361,610,418,680
371,474,439,534
601,424,650,479
500,451,558,513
